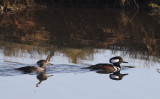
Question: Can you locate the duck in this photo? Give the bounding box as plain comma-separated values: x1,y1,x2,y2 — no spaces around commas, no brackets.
16,60,52,73
86,56,128,73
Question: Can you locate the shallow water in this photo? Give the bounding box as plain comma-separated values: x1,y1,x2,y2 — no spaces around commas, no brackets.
0,8,160,99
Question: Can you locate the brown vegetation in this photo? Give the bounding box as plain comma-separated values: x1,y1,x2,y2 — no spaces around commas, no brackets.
0,8,160,63
0,0,160,12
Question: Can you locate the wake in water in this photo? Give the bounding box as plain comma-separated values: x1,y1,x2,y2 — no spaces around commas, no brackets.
0,61,90,76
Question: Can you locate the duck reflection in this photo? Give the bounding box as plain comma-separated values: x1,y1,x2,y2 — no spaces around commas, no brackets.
95,66,135,80
96,70,128,80
36,72,53,87
157,69,160,73
109,71,128,80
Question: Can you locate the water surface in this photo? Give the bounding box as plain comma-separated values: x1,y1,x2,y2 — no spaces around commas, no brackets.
0,8,160,99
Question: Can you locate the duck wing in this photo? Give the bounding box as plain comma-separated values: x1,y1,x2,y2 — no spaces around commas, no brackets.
94,63,113,66
16,66,38,73
88,63,113,70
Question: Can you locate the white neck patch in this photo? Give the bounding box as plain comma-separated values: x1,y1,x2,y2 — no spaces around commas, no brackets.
111,59,119,63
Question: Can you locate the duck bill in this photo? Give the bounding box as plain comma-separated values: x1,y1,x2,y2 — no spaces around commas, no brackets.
47,62,53,65
122,61,128,63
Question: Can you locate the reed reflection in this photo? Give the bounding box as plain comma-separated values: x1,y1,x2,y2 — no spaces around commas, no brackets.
0,8,160,64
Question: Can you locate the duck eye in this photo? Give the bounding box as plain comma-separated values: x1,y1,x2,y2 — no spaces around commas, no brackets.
111,59,119,63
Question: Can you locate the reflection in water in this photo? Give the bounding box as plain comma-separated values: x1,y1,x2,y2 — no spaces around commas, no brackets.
97,71,128,80
0,8,160,64
0,8,160,99
36,72,53,87
157,69,160,73
0,60,90,76
109,71,128,80
90,66,135,80
87,66,131,80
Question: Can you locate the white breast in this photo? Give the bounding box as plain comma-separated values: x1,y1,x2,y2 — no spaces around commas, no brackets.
37,67,45,71
113,66,121,72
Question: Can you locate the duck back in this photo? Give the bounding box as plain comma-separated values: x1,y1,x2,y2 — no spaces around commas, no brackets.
88,63,113,70
16,66,45,73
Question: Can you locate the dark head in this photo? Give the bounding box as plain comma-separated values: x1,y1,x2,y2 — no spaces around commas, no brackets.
109,56,128,66
37,60,52,67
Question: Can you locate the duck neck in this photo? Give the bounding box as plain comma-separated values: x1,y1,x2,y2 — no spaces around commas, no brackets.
113,63,121,68
39,65,46,68
113,71,120,75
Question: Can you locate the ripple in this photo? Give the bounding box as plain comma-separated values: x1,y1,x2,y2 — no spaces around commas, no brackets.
0,62,90,76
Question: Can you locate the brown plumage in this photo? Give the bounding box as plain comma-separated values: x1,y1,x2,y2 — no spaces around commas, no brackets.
16,60,51,73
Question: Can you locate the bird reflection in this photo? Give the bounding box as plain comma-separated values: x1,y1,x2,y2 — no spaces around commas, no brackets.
96,70,128,80
36,72,53,87
109,71,128,80
87,65,135,80
157,69,160,73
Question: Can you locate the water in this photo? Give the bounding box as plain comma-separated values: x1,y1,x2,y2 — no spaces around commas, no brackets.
0,8,160,99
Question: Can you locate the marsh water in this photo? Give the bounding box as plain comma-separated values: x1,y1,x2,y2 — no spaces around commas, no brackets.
0,8,160,99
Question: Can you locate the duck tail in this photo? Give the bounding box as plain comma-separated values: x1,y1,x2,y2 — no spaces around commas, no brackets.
81,65,95,69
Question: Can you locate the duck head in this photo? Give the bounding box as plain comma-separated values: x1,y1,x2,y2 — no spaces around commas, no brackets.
37,60,52,67
109,56,128,66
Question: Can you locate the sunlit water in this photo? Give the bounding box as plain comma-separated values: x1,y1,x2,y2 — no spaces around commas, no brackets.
0,8,160,99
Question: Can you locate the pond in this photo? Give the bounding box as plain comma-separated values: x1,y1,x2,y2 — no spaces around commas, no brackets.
0,8,160,99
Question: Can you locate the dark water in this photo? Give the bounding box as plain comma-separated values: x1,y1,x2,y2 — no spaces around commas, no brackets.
0,8,160,99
